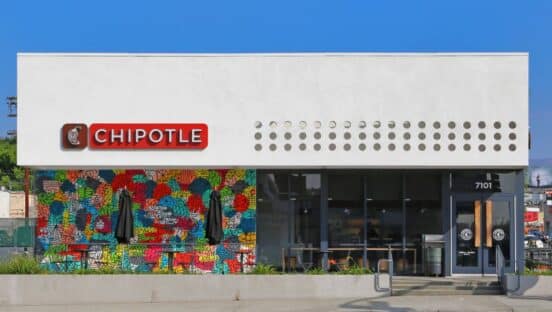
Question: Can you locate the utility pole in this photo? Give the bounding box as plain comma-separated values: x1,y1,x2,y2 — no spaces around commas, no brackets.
6,96,16,138
6,96,28,219
24,168,29,219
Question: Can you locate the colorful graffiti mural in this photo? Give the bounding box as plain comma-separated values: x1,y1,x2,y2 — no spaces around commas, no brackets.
34,169,256,273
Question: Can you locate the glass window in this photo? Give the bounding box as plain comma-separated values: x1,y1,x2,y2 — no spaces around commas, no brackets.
256,173,290,267
366,173,403,272
328,174,364,270
257,172,322,271
456,201,479,267
289,173,321,270
405,173,442,274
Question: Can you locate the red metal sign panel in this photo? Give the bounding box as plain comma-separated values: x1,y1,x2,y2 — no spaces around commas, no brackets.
524,211,538,223
89,123,208,149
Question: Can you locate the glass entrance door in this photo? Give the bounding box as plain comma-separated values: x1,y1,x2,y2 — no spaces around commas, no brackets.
452,194,513,275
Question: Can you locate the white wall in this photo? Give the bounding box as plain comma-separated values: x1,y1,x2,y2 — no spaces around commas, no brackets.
17,53,529,169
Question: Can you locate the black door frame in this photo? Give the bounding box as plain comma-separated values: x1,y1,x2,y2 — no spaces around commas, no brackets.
451,192,515,275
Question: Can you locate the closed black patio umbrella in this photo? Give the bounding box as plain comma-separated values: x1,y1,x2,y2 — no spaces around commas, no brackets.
115,188,134,244
205,190,222,245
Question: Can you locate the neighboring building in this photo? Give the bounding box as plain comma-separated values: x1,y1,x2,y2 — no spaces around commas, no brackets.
17,53,528,276
0,189,9,218
0,188,37,218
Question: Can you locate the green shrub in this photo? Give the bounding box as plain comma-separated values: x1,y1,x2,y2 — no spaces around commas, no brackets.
524,268,552,276
0,255,45,274
305,267,326,275
525,259,538,271
336,265,373,275
249,263,279,274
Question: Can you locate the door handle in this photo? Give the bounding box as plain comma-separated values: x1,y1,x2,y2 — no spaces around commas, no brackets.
486,200,493,248
474,200,481,248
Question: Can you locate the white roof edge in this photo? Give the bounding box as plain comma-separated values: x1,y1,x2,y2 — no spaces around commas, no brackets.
16,52,529,57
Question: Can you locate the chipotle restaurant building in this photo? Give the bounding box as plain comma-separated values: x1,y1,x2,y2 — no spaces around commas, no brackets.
17,53,528,276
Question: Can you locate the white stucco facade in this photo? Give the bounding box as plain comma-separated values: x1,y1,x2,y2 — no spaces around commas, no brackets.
17,53,528,169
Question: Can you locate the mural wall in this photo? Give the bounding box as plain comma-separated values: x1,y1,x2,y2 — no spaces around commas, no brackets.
34,169,256,273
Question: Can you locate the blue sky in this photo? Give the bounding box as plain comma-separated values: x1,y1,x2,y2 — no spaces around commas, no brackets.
0,0,550,159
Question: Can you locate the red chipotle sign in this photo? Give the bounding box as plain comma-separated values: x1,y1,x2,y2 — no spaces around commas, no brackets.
62,123,208,150
90,123,208,149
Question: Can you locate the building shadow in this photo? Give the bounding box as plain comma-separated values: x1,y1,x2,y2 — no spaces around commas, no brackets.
339,298,415,312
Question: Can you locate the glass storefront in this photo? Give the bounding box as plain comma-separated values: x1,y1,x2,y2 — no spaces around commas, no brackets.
256,170,443,273
256,170,519,275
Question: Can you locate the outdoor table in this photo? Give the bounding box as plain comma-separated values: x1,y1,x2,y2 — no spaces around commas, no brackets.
327,247,417,273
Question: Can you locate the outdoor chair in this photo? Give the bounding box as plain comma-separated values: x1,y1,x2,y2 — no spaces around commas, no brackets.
289,244,314,272
335,250,357,271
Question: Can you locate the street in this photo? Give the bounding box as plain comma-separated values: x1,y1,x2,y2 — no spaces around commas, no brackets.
2,296,552,312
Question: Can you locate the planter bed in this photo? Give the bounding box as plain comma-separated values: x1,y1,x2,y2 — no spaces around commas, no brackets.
0,274,386,306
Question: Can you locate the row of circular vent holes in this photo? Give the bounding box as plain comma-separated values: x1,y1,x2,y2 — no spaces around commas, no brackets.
255,120,518,130
255,132,517,141
254,143,517,152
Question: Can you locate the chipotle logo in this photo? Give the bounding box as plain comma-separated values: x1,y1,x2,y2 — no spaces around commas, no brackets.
61,123,208,150
61,124,88,149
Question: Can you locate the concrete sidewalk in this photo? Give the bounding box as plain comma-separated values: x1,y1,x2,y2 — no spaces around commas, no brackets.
2,296,551,312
